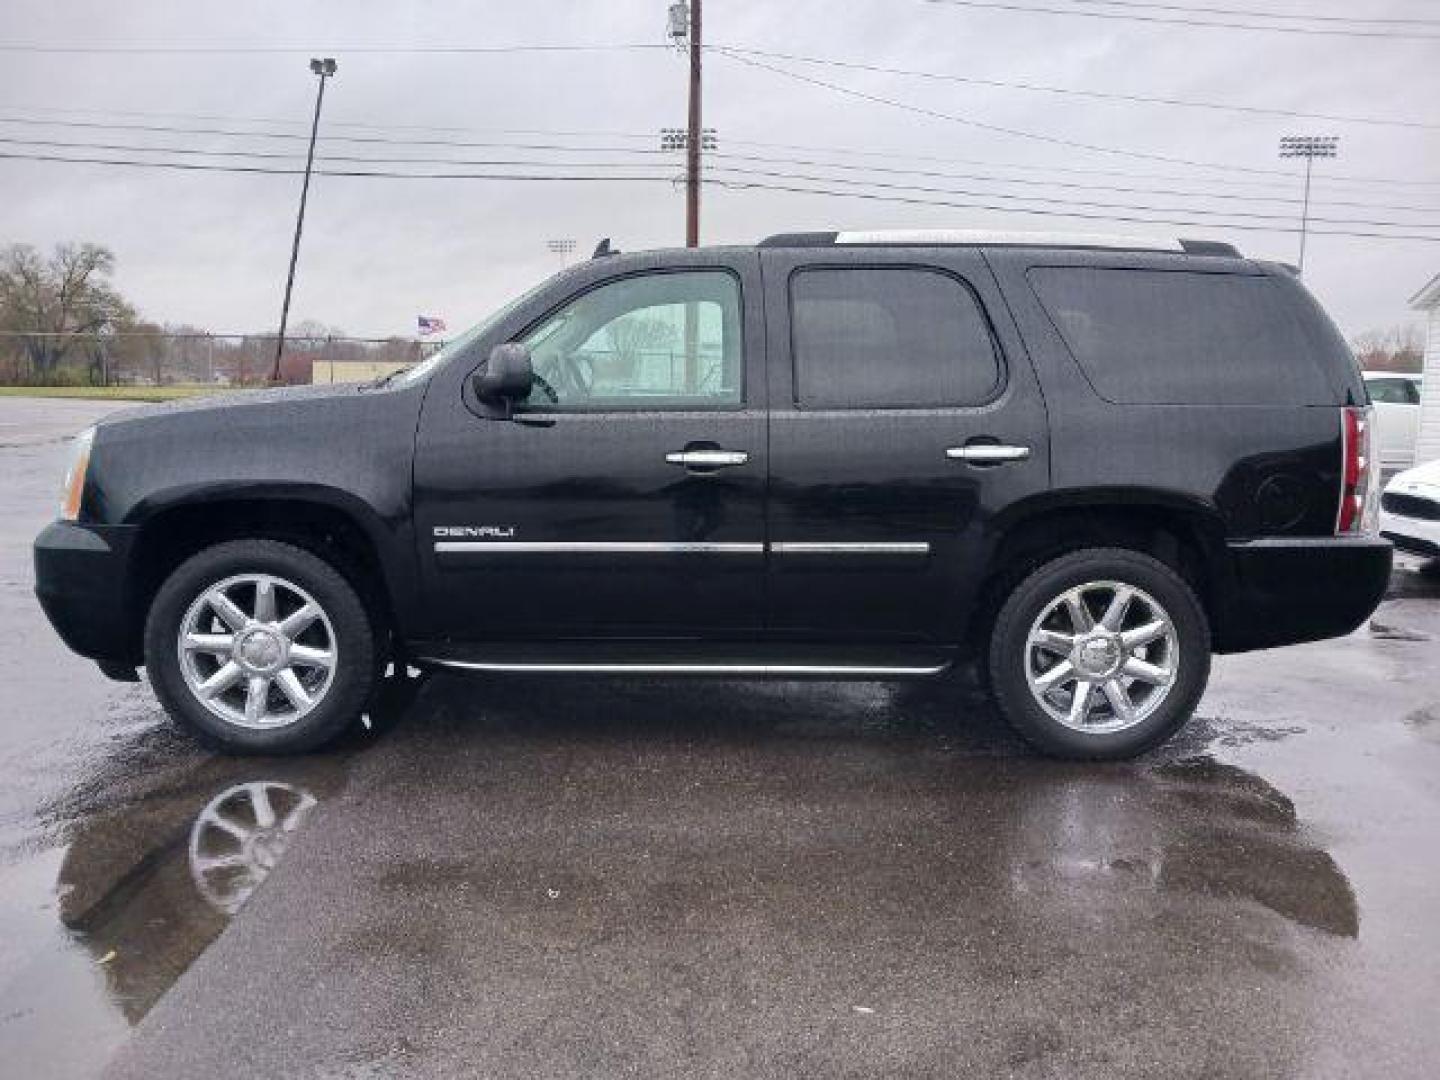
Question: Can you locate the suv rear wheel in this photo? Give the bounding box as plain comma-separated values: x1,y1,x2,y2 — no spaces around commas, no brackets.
988,548,1210,760
144,539,378,754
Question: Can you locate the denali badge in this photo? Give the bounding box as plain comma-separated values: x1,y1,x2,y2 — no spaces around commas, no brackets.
433,525,517,538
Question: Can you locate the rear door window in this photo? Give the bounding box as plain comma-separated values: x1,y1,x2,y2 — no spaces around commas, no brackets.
789,267,1002,409
1028,267,1336,405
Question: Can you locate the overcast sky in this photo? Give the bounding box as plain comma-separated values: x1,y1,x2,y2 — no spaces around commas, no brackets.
1,0,1436,340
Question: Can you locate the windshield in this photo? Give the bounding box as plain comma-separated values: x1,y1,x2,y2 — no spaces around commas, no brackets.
389,273,561,388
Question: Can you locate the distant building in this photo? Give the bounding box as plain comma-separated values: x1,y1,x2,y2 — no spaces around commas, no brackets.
311,359,410,384
1411,272,1440,464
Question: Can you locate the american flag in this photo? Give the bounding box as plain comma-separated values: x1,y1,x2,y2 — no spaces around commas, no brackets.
417,315,447,336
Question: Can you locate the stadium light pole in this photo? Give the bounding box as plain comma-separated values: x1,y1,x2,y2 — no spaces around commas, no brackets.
546,238,577,266
272,57,338,383
1279,135,1338,277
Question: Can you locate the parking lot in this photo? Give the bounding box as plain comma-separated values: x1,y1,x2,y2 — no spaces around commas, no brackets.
2,396,1439,1078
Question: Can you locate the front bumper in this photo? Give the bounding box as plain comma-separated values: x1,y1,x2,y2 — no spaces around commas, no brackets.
1212,535,1392,653
34,521,141,665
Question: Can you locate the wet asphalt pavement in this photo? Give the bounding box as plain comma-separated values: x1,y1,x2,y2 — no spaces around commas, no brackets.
1,397,1439,1078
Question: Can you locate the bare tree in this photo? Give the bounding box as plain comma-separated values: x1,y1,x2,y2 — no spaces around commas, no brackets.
0,242,134,381
1352,324,1425,373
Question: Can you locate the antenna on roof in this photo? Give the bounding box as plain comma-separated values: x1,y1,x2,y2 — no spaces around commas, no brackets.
592,238,618,258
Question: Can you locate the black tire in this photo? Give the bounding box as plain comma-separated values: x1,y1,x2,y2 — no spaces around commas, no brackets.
987,547,1210,760
144,539,378,754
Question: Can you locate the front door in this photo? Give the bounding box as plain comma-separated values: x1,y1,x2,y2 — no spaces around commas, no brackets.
413,254,767,642
760,246,1050,643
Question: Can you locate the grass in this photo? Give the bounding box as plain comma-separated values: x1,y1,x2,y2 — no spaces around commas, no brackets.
0,384,228,402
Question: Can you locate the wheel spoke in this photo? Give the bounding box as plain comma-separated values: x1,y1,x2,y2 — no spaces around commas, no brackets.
1099,586,1134,631
208,591,249,631
279,602,320,638
1120,621,1168,650
246,782,277,828
202,809,252,841
288,644,335,669
1032,629,1073,654
1122,656,1173,686
254,577,277,623
1101,678,1137,724
275,668,313,711
1034,659,1077,694
197,661,242,698
244,676,270,725
1067,681,1096,726
184,632,234,655
1064,591,1094,633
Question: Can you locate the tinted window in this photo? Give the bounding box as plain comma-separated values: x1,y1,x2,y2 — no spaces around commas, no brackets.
1366,378,1418,404
790,267,1002,409
518,270,742,411
1029,267,1336,405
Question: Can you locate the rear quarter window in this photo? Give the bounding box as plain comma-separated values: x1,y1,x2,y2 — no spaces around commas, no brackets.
1028,267,1340,406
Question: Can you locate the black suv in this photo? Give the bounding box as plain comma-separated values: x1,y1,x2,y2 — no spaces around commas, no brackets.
35,230,1390,759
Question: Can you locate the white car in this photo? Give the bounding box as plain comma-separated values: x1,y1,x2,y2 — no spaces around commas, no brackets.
1380,457,1440,560
1363,371,1424,470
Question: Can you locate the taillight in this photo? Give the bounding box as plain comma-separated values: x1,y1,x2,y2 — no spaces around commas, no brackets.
1335,405,1378,535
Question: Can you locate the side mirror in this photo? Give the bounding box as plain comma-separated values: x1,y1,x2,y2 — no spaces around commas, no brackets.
472,343,534,419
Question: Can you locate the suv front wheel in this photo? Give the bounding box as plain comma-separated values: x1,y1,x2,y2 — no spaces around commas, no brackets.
144,539,378,754
988,547,1210,760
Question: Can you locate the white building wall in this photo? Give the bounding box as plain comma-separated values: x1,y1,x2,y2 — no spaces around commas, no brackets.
1416,305,1440,466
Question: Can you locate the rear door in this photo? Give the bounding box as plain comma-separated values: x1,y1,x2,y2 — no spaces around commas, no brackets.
759,246,1050,643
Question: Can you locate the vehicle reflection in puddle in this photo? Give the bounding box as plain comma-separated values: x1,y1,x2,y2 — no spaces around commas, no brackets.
53,761,342,1025
1005,755,1359,938
188,782,318,915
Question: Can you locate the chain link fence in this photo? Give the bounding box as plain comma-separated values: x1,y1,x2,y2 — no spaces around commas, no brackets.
0,331,445,389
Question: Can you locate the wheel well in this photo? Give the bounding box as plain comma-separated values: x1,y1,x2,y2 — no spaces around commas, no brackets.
966,505,1222,652
126,500,396,661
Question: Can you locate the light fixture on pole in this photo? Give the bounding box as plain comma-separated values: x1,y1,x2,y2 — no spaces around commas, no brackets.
1278,135,1338,277
546,238,577,266
272,57,338,383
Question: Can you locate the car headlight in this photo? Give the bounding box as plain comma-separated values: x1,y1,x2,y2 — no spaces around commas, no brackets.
59,426,95,521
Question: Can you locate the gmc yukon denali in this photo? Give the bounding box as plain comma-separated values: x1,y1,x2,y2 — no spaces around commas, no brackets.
34,230,1391,759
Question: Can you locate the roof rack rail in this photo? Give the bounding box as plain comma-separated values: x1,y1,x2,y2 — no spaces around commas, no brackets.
758,230,1242,258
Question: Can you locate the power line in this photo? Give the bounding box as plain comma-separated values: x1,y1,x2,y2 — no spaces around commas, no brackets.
714,48,1439,183
712,176,1440,242
5,133,1436,219
919,0,1440,39
719,47,1440,132
0,42,670,55
4,100,1437,191
3,147,1437,243
1029,0,1440,28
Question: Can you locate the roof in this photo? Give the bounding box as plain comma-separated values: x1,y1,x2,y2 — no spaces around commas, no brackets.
758,229,1240,257
1409,272,1440,310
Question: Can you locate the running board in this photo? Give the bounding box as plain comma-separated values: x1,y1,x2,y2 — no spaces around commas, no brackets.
412,641,955,678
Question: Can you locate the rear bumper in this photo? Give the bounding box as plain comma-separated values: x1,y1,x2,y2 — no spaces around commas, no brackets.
34,521,141,665
1212,535,1392,653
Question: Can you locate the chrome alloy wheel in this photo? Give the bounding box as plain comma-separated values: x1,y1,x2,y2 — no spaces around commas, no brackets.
176,573,338,730
1024,580,1178,734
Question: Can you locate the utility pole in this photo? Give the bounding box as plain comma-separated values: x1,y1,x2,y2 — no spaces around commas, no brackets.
1279,135,1337,277
546,238,577,267
685,0,702,248
272,57,337,383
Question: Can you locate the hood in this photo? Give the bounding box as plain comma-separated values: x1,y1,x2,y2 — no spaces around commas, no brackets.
1387,457,1440,493
98,381,373,429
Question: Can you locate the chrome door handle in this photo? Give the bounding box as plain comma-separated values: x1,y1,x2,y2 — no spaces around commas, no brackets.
665,450,749,468
946,444,1031,463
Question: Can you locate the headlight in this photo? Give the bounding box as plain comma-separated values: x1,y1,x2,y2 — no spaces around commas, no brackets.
59,426,95,521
